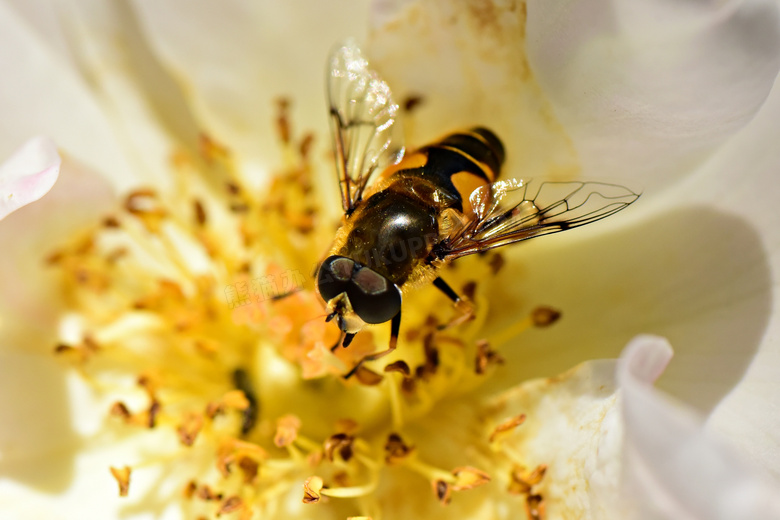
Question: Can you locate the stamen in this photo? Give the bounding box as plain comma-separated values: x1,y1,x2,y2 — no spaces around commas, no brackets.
319,477,379,498
488,414,526,445
109,466,131,497
401,456,455,484
383,367,406,430
485,306,562,349
302,476,324,504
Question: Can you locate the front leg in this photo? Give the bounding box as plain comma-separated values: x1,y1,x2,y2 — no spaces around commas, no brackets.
432,277,474,329
344,310,401,379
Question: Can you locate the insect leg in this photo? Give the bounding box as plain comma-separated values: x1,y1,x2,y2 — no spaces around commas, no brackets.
433,277,461,303
331,331,357,353
343,310,401,378
270,288,303,301
330,331,344,352
342,332,356,348
433,277,474,329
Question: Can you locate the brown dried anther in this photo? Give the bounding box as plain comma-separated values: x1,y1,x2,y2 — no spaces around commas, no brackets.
102,215,121,228
124,189,166,232
526,493,545,520
324,433,355,462
354,365,384,386
216,438,267,478
274,414,302,447
147,400,161,428
109,466,131,497
299,133,315,160
488,414,526,443
196,484,223,501
433,479,451,505
384,433,414,465
217,438,267,482
451,466,491,491
488,252,505,274
333,471,350,487
402,94,424,113
198,133,230,163
302,476,324,504
532,306,561,327
334,418,359,434
53,343,73,354
238,456,259,484
206,390,250,420
110,401,131,421
137,373,160,397
475,339,505,375
384,360,411,376
275,97,292,144
222,390,250,410
193,199,207,226
53,336,101,363
177,412,205,446
183,480,198,499
461,280,478,301
509,464,547,495
216,496,243,516
401,376,417,395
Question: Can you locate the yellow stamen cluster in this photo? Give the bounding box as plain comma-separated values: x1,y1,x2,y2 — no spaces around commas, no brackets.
49,101,556,518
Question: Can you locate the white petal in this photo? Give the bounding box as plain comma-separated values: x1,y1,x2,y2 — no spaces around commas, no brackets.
127,0,373,181
660,74,780,481
0,418,184,520
618,336,780,519
368,1,580,182
2,0,75,63
0,136,60,220
38,0,204,190
477,179,771,420
470,355,623,519
525,0,780,191
0,0,136,190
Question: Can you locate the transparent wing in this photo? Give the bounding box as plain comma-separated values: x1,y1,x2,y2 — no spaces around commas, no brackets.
442,179,640,259
328,39,405,214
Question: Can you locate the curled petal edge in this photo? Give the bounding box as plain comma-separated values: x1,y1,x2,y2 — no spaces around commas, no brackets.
617,335,780,519
0,136,61,221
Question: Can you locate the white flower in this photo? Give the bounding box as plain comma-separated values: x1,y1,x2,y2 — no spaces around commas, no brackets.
1,1,780,519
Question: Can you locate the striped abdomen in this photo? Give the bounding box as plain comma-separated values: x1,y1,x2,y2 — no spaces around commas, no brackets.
377,127,505,215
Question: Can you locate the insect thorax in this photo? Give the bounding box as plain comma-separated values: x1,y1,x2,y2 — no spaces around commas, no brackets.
331,186,439,288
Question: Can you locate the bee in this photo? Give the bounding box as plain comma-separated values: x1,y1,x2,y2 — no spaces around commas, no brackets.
317,40,639,375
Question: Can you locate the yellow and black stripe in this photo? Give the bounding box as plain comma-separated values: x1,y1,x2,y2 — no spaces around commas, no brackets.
379,127,505,216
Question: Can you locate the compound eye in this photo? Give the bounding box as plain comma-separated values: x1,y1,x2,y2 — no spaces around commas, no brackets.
347,267,402,324
317,256,355,301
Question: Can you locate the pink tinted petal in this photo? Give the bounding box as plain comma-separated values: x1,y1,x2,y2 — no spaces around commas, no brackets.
0,156,115,468
0,155,115,353
0,136,60,220
618,336,780,519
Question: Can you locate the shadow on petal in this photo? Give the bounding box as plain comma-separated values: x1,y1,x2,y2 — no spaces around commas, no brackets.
618,335,780,518
0,353,75,493
480,205,772,415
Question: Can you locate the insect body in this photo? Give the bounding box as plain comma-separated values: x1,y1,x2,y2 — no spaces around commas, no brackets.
317,41,639,374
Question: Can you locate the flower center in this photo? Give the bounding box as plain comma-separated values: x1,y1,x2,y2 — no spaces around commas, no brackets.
49,101,557,517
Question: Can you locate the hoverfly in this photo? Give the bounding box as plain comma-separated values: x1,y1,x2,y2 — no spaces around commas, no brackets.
316,40,638,376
